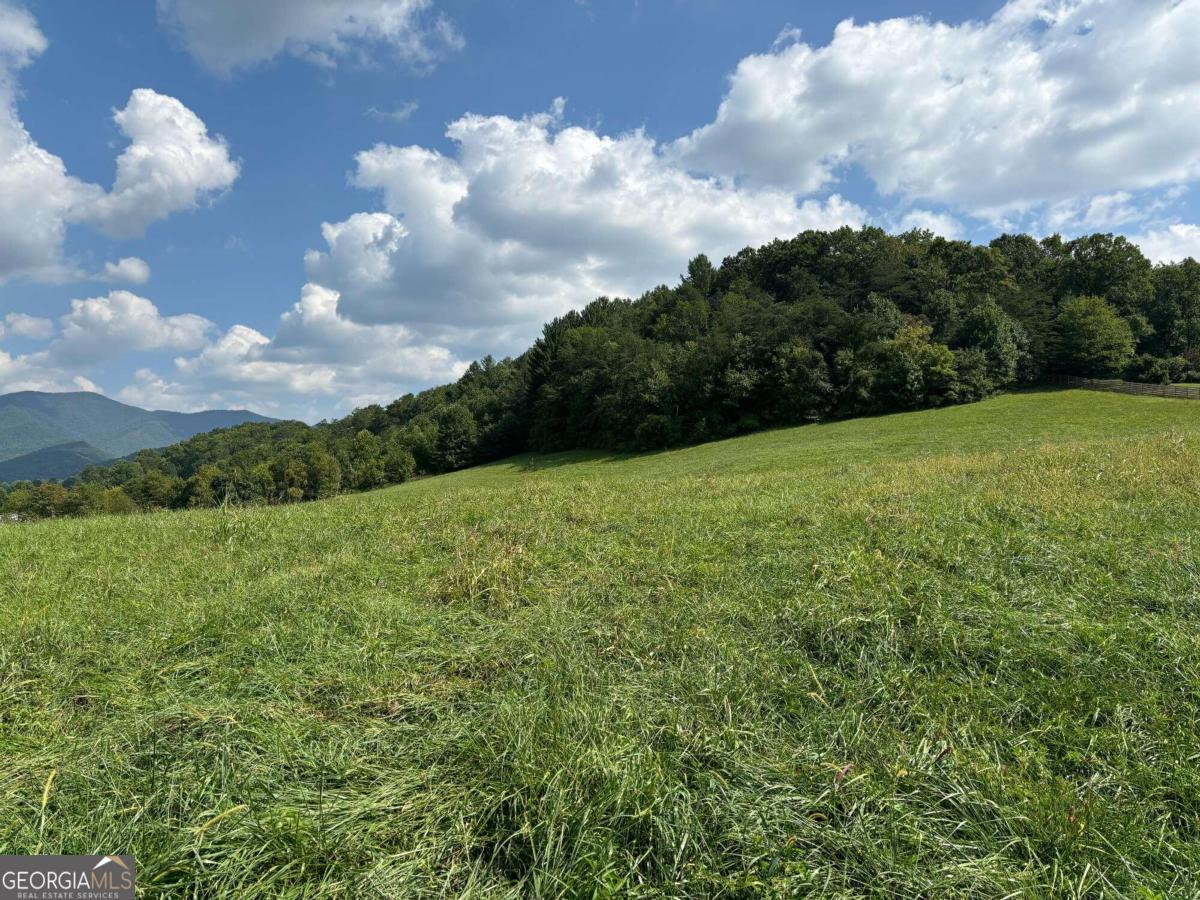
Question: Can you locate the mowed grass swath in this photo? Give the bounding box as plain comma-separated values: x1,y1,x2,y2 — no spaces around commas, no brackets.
2,390,1199,897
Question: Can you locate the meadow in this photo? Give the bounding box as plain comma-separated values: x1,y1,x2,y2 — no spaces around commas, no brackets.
1,389,1198,897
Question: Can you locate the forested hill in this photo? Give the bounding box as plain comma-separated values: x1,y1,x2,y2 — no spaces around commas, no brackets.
6,226,1199,518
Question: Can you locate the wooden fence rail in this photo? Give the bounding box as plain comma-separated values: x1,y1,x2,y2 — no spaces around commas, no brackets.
1057,375,1200,400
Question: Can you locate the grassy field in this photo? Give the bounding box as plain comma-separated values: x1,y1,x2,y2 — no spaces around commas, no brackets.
2,389,1199,897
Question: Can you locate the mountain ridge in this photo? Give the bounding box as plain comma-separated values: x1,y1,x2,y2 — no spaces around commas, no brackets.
0,441,112,483
0,391,275,479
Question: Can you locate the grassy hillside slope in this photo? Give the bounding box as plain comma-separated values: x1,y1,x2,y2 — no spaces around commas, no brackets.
1,390,1198,897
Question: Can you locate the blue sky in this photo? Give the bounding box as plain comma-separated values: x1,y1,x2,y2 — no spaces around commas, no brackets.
0,0,1196,420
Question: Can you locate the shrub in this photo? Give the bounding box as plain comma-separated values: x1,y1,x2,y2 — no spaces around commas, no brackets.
1125,354,1188,385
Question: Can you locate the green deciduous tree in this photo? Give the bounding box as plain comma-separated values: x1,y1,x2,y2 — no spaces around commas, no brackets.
868,325,959,410
1056,295,1135,377
959,297,1026,384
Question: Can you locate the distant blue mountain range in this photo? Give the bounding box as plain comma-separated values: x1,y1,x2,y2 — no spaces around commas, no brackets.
0,391,274,482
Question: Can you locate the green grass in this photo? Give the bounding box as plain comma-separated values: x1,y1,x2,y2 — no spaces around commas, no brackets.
2,389,1199,897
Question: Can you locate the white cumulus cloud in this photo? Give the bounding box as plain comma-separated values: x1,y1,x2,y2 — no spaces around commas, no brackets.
75,89,239,239
0,3,90,282
118,283,467,416
304,102,864,355
54,290,214,365
2,312,53,340
896,209,964,239
673,0,1200,225
157,0,463,76
1130,224,1200,264
100,256,152,285
0,291,224,403
114,100,863,417
0,6,238,282
0,347,101,394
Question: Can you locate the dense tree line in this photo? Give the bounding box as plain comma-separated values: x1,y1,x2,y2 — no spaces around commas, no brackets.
5,227,1199,520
